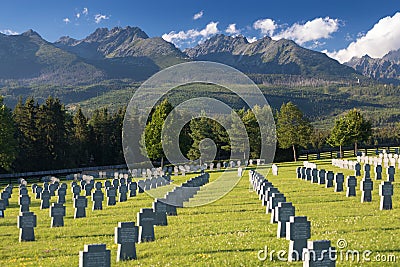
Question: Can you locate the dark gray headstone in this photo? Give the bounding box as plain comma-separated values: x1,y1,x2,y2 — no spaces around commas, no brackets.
118,184,128,202
40,190,51,209
31,184,38,194
305,168,312,181
296,167,301,179
129,182,137,197
19,194,31,212
137,208,156,242
72,185,81,199
20,187,28,196
355,163,361,177
18,211,37,242
364,164,371,179
1,191,10,207
334,173,344,192
311,168,318,183
360,178,373,202
275,202,295,238
74,196,88,218
112,179,119,189
286,216,311,262
106,187,116,206
269,193,286,223
92,189,104,210
379,181,393,210
346,176,357,197
104,180,111,189
152,202,168,226
79,244,111,267
58,188,67,204
325,171,334,188
387,166,395,182
375,165,383,180
50,203,66,227
95,182,102,191
0,199,5,217
84,184,93,197
318,169,326,184
115,222,138,261
35,186,43,200
303,240,336,267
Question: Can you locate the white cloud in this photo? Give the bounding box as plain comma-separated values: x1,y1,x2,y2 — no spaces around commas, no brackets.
95,14,109,24
63,18,71,24
225,23,240,35
246,37,258,43
193,10,203,20
253,18,277,36
327,12,400,63
273,17,339,45
0,29,18,35
162,21,219,47
76,13,81,19
83,7,88,15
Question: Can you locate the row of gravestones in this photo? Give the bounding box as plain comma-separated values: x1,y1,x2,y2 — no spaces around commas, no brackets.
357,154,400,169
331,161,396,182
12,174,170,241
78,172,210,266
249,170,336,265
296,166,394,210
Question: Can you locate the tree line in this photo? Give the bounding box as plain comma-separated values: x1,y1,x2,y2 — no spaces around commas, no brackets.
0,96,399,173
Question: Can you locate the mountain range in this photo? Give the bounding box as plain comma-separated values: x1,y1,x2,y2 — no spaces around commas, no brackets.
0,26,363,87
345,49,400,83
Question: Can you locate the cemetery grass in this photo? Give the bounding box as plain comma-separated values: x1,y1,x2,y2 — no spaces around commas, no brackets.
0,162,399,266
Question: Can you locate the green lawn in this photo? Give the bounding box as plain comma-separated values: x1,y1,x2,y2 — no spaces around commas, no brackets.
0,160,399,266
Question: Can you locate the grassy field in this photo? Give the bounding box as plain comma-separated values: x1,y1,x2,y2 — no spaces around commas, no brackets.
0,160,399,266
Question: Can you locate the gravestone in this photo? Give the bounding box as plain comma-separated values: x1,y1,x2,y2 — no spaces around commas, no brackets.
92,189,104,211
305,168,312,181
275,202,295,238
311,169,318,183
264,187,279,208
318,169,326,184
84,184,93,197
387,166,395,182
18,211,37,242
74,196,88,218
237,167,243,177
58,187,67,204
80,180,86,190
72,185,81,199
50,203,66,227
31,184,38,194
216,162,221,170
152,201,168,226
360,178,373,202
106,187,117,206
40,190,51,209
49,183,57,196
0,199,5,217
364,164,371,179
137,208,156,242
272,164,278,176
379,181,393,210
334,173,344,192
355,163,361,176
19,194,31,212
112,179,119,189
118,183,128,202
269,193,286,223
346,176,357,197
129,182,137,197
104,180,111,189
79,244,111,267
303,240,336,267
20,187,28,196
375,165,383,180
35,186,43,200
286,216,311,262
325,171,334,188
115,222,138,261
137,181,145,193
0,191,9,207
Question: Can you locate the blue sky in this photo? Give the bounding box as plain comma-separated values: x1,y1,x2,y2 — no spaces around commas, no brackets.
0,0,399,62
